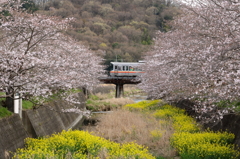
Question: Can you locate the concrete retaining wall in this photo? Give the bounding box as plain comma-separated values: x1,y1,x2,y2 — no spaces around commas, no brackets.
0,114,29,159
0,92,86,158
24,100,84,137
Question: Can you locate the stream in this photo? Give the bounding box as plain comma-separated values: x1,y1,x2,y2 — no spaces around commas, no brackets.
129,94,148,103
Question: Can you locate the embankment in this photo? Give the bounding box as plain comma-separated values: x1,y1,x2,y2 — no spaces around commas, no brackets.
0,92,86,158
211,114,240,147
176,99,240,148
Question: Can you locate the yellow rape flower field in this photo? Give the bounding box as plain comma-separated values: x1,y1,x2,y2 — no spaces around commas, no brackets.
125,100,240,159
14,100,240,159
14,130,155,159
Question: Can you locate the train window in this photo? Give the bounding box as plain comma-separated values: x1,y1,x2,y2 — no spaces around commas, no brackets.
118,66,122,70
114,65,117,70
129,66,134,71
123,66,125,70
126,66,129,70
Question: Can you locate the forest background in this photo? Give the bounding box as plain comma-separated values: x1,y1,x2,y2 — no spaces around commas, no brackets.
28,0,179,66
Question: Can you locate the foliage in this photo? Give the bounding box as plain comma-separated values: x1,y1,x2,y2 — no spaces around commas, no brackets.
0,106,12,118
0,10,11,17
38,0,179,65
141,28,153,45
21,0,39,13
13,130,155,159
140,0,240,124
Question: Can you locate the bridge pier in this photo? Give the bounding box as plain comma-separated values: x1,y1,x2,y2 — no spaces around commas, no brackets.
99,77,141,98
115,84,124,98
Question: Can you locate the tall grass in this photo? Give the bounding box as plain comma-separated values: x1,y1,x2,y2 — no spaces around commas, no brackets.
84,109,177,158
124,85,145,96
86,93,135,111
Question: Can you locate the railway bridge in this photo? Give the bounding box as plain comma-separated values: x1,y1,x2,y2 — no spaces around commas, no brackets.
98,76,141,98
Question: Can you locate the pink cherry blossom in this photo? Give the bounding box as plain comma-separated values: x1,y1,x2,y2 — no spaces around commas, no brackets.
0,1,105,110
140,0,240,124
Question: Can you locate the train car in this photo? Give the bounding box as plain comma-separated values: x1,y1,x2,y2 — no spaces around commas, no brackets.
109,62,144,77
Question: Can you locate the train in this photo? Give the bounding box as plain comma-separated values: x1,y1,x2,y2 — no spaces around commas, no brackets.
109,61,145,77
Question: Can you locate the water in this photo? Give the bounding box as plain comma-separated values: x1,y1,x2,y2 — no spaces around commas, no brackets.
128,94,148,103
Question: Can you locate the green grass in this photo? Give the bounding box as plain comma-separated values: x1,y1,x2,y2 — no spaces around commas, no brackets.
0,106,12,118
0,92,12,118
89,94,100,101
22,100,34,109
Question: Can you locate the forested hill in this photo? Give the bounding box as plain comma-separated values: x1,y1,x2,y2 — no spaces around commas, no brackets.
33,0,179,65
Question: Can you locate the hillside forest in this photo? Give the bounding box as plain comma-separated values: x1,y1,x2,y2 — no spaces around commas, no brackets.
32,0,180,65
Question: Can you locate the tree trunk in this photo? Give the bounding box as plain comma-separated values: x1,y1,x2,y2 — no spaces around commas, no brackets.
5,95,14,112
4,87,14,112
82,87,89,99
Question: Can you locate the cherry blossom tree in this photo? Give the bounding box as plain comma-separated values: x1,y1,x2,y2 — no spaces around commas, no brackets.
0,1,104,111
140,0,240,123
